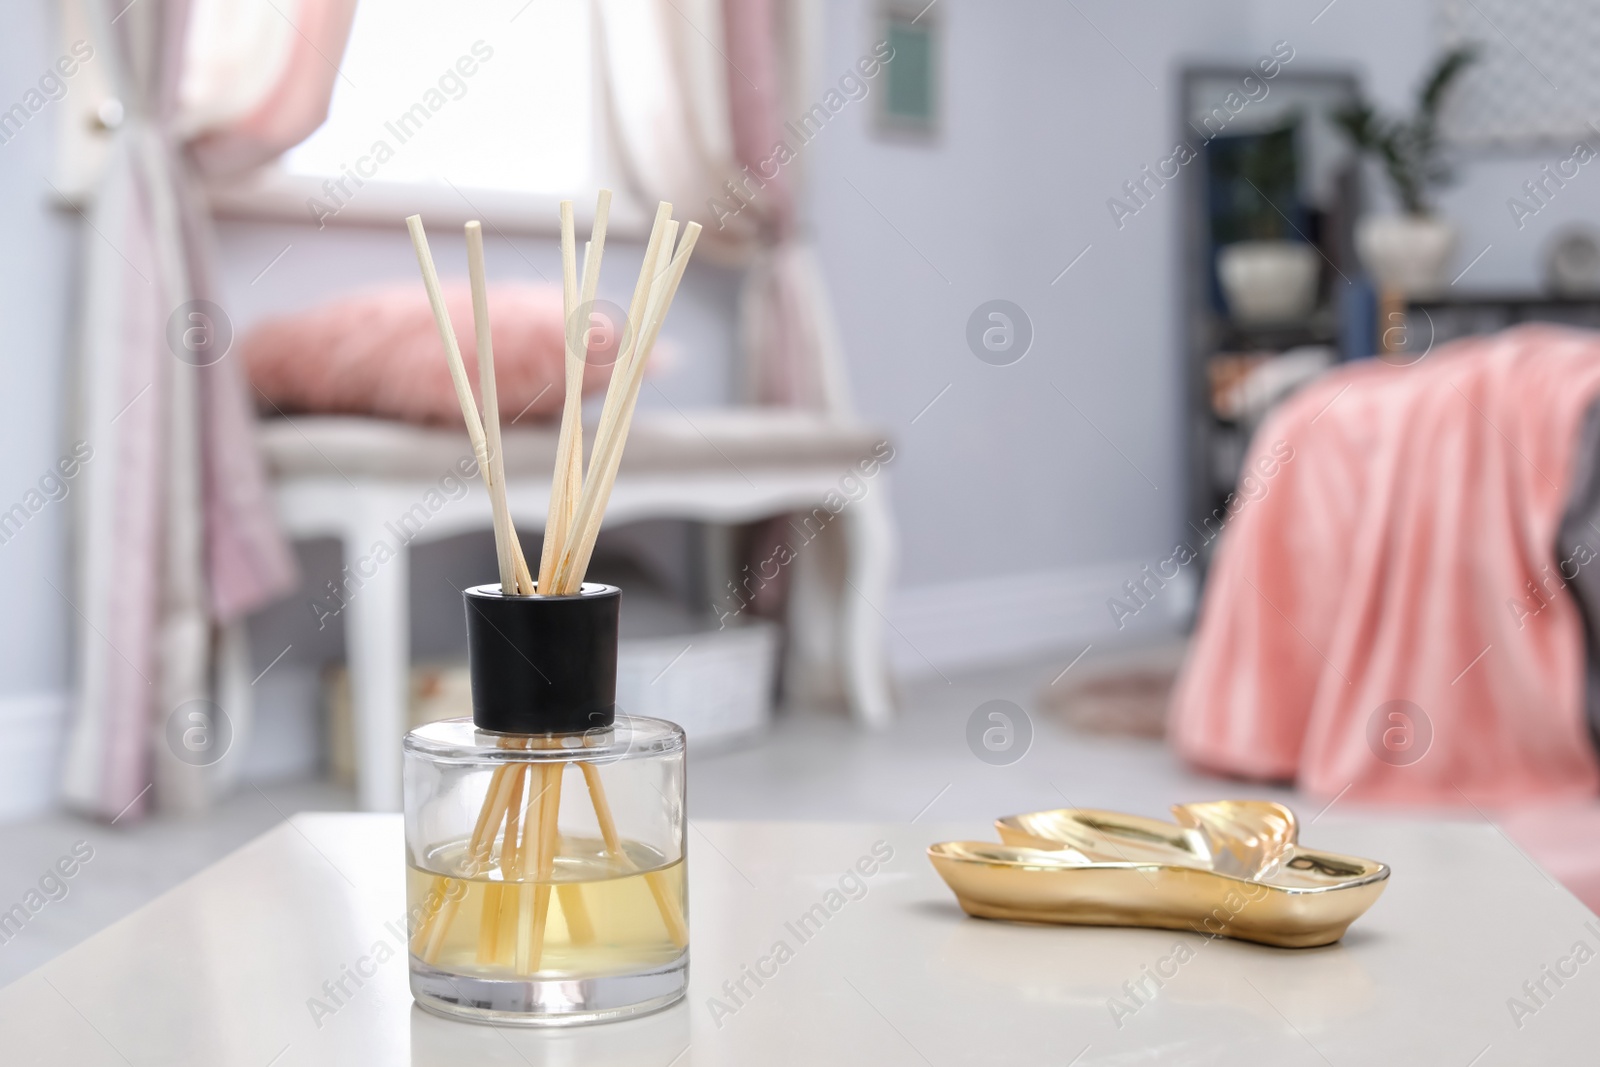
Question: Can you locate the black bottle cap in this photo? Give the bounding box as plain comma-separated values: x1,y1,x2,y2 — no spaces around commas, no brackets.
463,582,620,736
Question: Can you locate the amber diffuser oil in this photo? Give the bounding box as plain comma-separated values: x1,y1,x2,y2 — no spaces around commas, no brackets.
405,846,686,978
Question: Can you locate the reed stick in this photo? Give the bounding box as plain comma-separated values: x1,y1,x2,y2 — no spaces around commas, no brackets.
557,883,595,945
552,221,702,593
465,221,534,595
406,200,695,975
514,753,566,975
407,215,532,597
557,221,693,591
569,207,674,580
513,791,539,973
406,216,486,463
535,192,612,593
576,191,612,351
524,762,565,974
416,754,520,962
589,202,673,463
536,204,581,590
581,761,688,946
477,761,527,961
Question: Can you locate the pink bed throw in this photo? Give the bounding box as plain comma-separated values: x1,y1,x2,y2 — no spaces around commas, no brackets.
1171,326,1600,805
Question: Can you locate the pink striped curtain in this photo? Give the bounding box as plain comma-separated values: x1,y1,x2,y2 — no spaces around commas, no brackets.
61,0,354,821
722,0,849,413
596,0,852,414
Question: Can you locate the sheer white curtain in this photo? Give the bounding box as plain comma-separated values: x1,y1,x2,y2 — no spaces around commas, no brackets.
594,0,892,721
594,0,850,414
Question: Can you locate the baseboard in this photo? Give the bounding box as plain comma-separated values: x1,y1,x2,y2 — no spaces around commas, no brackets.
0,691,67,821
887,559,1195,678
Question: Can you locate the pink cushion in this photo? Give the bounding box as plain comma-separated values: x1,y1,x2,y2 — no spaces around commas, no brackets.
241,283,611,425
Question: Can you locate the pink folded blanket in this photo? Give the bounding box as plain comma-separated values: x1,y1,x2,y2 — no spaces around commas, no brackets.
1171,325,1600,805
242,282,612,425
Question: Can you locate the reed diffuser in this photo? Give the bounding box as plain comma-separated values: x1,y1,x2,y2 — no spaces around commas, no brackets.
401,194,699,1025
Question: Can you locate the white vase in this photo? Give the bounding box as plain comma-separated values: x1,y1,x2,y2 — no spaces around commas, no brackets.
1356,215,1458,296
1216,241,1320,326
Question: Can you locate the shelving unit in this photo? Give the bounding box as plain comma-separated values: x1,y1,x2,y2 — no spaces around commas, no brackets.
1178,65,1362,584
1404,292,1600,348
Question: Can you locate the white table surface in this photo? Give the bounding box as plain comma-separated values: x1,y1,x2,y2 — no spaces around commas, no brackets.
2,814,1597,1065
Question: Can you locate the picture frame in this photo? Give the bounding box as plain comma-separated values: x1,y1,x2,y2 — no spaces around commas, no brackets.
875,1,939,141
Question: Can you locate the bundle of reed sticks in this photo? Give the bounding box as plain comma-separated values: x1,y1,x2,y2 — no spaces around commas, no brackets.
404,193,698,972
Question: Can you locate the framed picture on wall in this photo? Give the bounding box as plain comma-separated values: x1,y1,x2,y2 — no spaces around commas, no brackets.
1439,0,1600,148
876,2,939,140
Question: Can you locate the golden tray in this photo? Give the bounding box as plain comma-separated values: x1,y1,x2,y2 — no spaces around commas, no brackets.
928,800,1389,948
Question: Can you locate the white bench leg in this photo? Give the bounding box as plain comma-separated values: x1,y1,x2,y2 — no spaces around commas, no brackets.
345,531,409,811
213,619,254,795
841,484,896,729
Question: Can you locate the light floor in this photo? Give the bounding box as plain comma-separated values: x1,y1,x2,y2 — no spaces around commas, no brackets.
0,650,1301,990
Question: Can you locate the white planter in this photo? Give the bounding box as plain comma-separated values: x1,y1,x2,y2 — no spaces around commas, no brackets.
1216,241,1320,326
1356,214,1458,296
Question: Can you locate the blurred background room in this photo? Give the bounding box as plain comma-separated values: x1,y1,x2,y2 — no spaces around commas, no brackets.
5,0,1600,989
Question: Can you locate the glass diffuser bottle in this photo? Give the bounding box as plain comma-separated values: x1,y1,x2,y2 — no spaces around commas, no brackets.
401,189,700,1025
403,582,688,1025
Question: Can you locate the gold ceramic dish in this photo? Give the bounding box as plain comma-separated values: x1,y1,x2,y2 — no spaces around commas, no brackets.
928,801,1388,948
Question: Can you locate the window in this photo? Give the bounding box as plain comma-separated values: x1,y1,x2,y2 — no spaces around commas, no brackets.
282,0,593,196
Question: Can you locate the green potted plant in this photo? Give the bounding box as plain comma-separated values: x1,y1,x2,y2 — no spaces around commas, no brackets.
1214,121,1321,325
1333,47,1476,294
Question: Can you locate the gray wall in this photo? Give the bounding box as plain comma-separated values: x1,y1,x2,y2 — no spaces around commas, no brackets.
812,0,1254,669
812,0,1241,583
0,0,80,814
